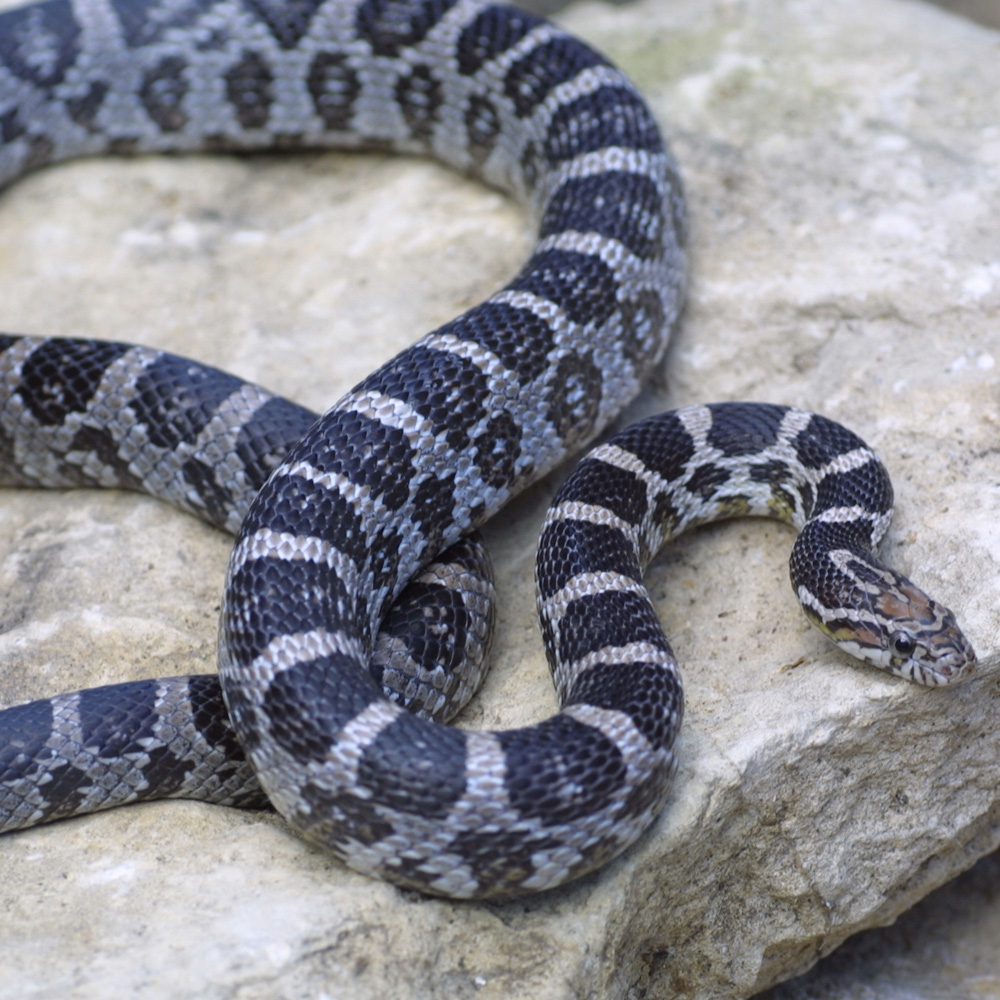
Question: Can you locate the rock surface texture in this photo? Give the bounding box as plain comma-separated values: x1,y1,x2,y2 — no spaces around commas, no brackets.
0,0,997,998
758,848,1000,999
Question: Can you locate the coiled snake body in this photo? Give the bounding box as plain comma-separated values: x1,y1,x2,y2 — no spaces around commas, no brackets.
0,0,976,898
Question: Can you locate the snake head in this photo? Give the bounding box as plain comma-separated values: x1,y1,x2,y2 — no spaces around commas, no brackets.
864,572,977,685
800,556,977,686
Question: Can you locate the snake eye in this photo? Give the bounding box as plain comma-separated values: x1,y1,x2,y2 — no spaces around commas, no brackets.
890,631,917,659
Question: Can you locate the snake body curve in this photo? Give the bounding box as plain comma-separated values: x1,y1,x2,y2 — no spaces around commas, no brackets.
0,335,498,824
0,0,976,899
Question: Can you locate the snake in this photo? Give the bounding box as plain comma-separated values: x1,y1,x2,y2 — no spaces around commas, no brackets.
0,0,977,899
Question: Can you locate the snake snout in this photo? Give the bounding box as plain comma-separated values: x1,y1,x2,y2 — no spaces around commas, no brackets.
933,635,977,685
908,623,978,686
929,598,978,685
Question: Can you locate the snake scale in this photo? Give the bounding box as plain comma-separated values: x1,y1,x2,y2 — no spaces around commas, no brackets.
0,0,976,899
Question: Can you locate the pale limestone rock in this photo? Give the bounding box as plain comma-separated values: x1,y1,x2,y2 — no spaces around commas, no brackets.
758,849,1000,999
0,1,997,998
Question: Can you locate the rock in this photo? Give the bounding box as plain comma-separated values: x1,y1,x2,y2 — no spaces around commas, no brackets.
926,0,1000,28
758,849,1000,999
0,1,997,998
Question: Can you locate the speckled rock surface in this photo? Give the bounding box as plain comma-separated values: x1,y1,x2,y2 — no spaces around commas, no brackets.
0,1,997,998
757,848,1000,1000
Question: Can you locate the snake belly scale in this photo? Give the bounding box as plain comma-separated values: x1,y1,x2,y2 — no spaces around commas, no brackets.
0,0,975,899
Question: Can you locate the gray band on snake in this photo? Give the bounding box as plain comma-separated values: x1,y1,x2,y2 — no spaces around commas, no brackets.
0,0,975,899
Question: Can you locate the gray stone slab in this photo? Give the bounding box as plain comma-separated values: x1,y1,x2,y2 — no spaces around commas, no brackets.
0,1,997,997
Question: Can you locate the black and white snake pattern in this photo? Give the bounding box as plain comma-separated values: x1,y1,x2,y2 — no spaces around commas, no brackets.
0,0,977,899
